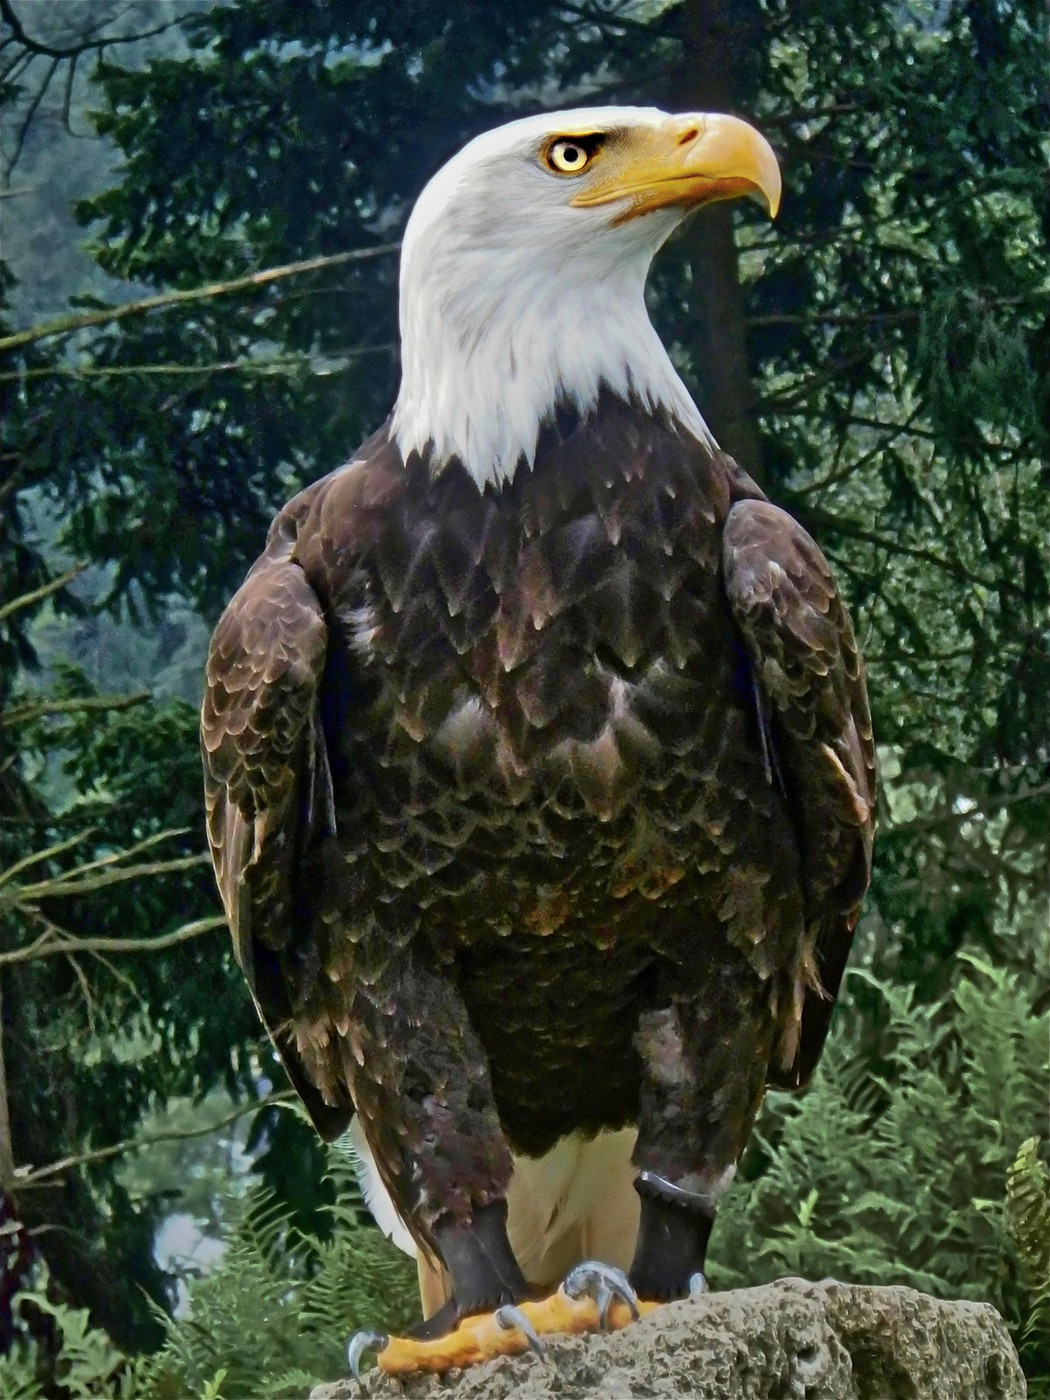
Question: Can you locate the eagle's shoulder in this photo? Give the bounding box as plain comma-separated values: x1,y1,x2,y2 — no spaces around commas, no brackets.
256,424,406,587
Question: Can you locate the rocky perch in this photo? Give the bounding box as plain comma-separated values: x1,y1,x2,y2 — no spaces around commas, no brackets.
312,1279,1025,1400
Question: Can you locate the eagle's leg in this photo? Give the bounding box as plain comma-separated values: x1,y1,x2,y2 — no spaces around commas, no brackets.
339,955,547,1374
417,1202,527,1333
628,981,773,1301
341,954,652,1374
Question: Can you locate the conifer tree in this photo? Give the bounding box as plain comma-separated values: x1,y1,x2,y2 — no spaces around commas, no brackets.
1,0,1045,1377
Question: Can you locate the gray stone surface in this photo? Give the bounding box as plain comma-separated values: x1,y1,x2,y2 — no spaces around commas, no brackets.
311,1279,1026,1400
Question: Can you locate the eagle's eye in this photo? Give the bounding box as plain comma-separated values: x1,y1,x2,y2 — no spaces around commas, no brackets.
544,135,602,175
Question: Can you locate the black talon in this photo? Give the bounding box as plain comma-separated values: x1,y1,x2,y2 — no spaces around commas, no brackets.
347,1329,388,1381
562,1260,641,1328
495,1303,547,1360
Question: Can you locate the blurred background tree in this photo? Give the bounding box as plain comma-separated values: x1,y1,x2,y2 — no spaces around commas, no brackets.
1,0,1046,1394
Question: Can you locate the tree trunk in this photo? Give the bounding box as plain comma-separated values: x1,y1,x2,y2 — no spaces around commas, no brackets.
669,0,767,486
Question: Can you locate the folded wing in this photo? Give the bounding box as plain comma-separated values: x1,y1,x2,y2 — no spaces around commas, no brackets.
201,534,351,1138
723,498,876,1089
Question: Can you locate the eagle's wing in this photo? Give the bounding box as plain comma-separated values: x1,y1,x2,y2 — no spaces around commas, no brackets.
201,538,352,1140
722,498,876,1090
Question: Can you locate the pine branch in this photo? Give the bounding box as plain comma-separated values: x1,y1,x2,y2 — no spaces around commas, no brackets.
749,308,920,328
791,406,925,498
761,101,862,128
885,784,1050,837
809,509,1026,597
0,344,396,384
759,344,889,414
557,2,653,33
0,246,401,356
747,295,1031,329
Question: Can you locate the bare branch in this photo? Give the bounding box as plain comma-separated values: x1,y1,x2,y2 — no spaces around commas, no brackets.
0,457,30,510
66,954,97,1036
0,3,177,174
0,829,94,890
0,48,35,89
60,46,79,138
2,826,179,883
0,975,14,1190
2,53,59,177
1,690,150,729
8,851,210,906
0,828,205,909
0,246,401,356
16,1089,295,1189
0,0,179,62
0,913,224,969
0,564,86,623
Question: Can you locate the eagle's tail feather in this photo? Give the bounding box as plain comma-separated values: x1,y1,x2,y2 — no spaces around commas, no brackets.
506,1129,639,1291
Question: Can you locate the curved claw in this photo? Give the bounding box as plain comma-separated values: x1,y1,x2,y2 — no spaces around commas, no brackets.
347,1328,389,1381
688,1271,708,1300
562,1260,641,1329
495,1303,547,1361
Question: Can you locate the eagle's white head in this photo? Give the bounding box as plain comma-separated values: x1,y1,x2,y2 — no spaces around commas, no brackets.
391,106,781,490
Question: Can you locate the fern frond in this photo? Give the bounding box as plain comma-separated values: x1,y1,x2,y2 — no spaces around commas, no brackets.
1006,1138,1050,1348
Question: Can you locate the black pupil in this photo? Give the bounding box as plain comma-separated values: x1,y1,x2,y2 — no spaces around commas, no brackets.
563,145,582,164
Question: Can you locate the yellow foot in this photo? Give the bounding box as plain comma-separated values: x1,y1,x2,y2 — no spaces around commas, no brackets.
350,1262,661,1377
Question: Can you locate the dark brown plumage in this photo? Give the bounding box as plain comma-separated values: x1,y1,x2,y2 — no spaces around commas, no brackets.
202,393,875,1298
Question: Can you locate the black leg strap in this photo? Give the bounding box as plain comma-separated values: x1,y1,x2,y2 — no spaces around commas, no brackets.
629,1181,715,1301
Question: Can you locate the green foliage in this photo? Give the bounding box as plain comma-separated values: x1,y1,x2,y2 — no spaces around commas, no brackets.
0,665,260,1348
5,962,1046,1396
136,1141,416,1398
2,1137,417,1400
711,953,1049,1394
1006,1137,1050,1395
0,1283,146,1400
2,0,1046,1382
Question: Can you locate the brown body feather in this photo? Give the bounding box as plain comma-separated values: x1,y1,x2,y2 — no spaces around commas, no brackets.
202,394,875,1257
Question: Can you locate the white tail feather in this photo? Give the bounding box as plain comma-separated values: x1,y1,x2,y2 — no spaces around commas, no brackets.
346,1117,417,1256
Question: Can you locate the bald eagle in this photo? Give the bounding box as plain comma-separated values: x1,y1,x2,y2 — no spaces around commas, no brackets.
202,106,875,1375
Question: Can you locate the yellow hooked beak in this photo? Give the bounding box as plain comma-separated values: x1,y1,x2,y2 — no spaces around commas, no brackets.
570,113,781,223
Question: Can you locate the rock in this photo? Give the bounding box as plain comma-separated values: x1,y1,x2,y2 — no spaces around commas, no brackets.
310,1279,1026,1400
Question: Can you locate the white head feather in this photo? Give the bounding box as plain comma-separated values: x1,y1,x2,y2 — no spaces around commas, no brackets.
391,106,718,490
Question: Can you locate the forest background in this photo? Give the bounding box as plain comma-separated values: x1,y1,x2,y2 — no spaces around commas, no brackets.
0,1,1047,1397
